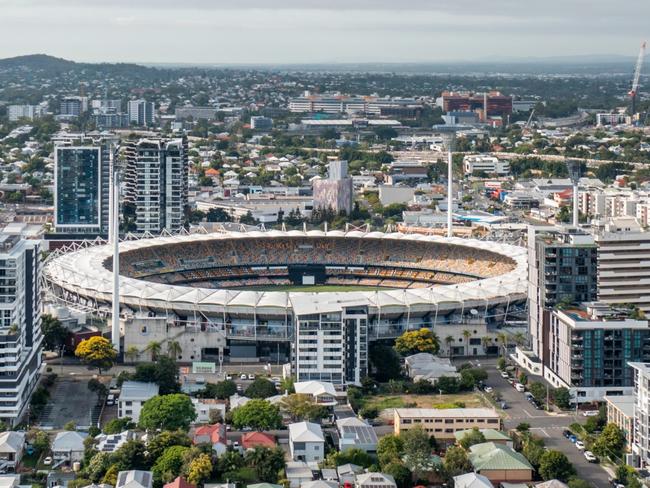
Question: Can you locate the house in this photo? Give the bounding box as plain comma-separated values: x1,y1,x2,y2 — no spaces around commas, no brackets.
81,484,113,488
0,432,24,469
229,394,250,409
116,471,153,488
47,472,76,488
288,422,325,462
355,473,396,488
52,431,88,463
468,442,533,484
452,473,494,488
285,461,314,488
393,408,501,440
293,381,339,406
535,481,569,488
336,417,378,453
118,382,159,423
336,464,363,486
454,429,512,447
248,484,283,488
0,475,21,488
192,424,227,457
404,353,460,383
192,398,227,424
95,431,138,454
164,477,195,488
241,432,277,450
301,482,337,488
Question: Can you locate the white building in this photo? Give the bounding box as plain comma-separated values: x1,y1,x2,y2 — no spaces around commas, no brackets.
94,430,137,454
118,382,159,422
631,362,650,467
192,398,227,423
596,113,631,126
128,100,155,126
0,432,24,469
463,155,509,176
116,471,153,488
8,105,43,122
294,381,339,406
0,234,42,426
355,473,397,488
288,421,325,462
52,431,87,464
378,185,415,206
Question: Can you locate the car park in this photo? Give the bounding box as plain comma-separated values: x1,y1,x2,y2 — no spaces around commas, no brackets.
584,451,598,463
575,440,585,450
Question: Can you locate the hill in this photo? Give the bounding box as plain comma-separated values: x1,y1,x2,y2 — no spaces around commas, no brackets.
0,54,78,70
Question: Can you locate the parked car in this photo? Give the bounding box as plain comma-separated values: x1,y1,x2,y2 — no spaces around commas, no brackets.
515,383,526,392
500,371,509,378
569,435,577,443
582,410,600,417
248,374,255,380
575,440,585,450
484,386,493,393
106,394,115,406
43,457,52,466
225,374,233,380
584,451,598,463
240,374,247,380
563,430,572,438
500,402,509,410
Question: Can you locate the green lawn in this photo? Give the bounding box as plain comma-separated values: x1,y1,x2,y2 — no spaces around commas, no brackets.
362,393,488,415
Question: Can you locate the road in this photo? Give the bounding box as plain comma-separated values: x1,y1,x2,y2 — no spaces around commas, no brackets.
477,359,612,488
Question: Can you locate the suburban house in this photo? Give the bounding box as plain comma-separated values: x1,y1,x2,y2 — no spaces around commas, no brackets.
293,381,339,406
118,382,159,423
192,399,227,424
285,461,314,488
454,429,513,448
192,424,227,457
336,464,363,486
301,481,337,488
115,471,153,488
0,432,24,470
468,442,534,484
452,472,494,488
241,432,277,450
52,431,88,464
288,422,325,462
355,473,397,488
336,417,378,453
229,394,250,410
404,353,460,384
393,408,501,440
94,431,138,454
163,477,195,488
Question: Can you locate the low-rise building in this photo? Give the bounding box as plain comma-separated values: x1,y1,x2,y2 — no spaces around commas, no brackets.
116,471,153,488
604,395,635,450
404,353,459,384
118,382,159,423
468,442,533,484
192,424,227,457
294,381,339,407
52,431,87,463
285,461,314,488
453,473,494,488
95,431,138,454
355,473,396,488
463,155,509,176
288,422,325,462
192,398,226,424
164,477,195,488
393,408,501,440
454,429,512,447
0,432,24,470
241,432,277,450
336,417,378,453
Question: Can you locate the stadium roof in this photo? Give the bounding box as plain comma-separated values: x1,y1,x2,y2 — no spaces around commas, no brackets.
44,230,527,316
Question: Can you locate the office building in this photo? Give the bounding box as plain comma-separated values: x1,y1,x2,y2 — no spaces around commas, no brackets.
289,94,422,116
597,113,631,126
312,160,354,214
7,105,44,122
59,96,88,118
545,302,650,403
175,106,217,120
94,112,130,130
250,116,273,130
439,91,512,118
0,234,43,426
393,408,501,440
128,99,155,126
528,226,598,364
123,138,189,234
91,99,122,112
463,155,510,176
593,218,650,313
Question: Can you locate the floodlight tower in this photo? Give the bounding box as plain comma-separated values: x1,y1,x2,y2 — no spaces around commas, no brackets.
445,133,456,238
567,159,582,228
109,145,121,354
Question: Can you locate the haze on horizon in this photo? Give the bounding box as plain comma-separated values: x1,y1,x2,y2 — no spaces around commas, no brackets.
0,0,648,65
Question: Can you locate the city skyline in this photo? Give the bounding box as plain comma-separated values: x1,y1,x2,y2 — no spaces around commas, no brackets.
0,0,648,64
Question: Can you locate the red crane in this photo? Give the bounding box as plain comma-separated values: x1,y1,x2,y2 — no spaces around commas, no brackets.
629,41,646,115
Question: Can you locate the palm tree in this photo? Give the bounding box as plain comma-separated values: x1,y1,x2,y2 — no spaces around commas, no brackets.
481,336,492,356
497,332,509,357
125,346,140,364
430,330,441,355
167,341,182,360
462,330,472,357
512,331,527,349
445,335,454,359
146,341,162,361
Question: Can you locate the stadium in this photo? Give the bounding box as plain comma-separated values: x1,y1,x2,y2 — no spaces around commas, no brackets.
44,229,527,383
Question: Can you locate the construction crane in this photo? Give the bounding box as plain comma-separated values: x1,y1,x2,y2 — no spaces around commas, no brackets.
629,41,646,115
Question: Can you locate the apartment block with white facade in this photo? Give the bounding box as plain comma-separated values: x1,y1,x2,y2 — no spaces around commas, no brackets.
0,234,42,426
630,363,650,467
463,155,510,176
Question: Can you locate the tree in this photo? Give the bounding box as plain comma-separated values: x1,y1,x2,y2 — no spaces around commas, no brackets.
445,335,454,358
369,344,402,382
538,450,576,481
86,452,112,482
145,341,162,361
41,314,69,351
88,378,108,397
240,211,257,225
568,479,592,488
280,394,328,422
401,426,432,478
443,446,472,478
231,399,282,431
64,421,76,431
377,435,404,467
394,328,440,356
74,336,117,374
146,431,192,461
325,448,374,469
554,387,571,409
244,447,287,483
152,446,190,484
383,462,412,488
199,380,237,400
133,356,180,394
124,345,140,364
103,417,136,435
102,464,119,486
459,368,487,390
593,423,625,458
187,453,213,485
436,376,460,394
521,436,545,468
528,382,547,404
31,430,50,455
496,357,506,370
206,207,232,223
459,428,486,449
139,394,197,431
462,330,472,356
167,341,182,360
112,440,149,471
244,378,278,399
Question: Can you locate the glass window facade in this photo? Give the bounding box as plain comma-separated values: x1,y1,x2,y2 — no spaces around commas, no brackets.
55,147,101,228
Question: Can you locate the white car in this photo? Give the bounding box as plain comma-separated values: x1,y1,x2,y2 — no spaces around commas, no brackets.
106,394,115,406
240,374,247,380
515,383,526,392
248,374,255,380
225,374,233,380
484,386,493,393
582,410,599,417
500,371,509,378
43,456,52,466
575,440,585,450
584,451,598,462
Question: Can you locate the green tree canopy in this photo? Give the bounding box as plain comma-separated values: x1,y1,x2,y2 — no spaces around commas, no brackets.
539,450,576,482
383,462,412,488
458,428,486,450
443,445,472,478
279,394,328,422
138,394,197,431
152,446,190,485
244,378,278,399
231,399,282,431
394,328,440,356
74,336,117,374
377,434,405,468
593,423,626,458
244,446,287,483
198,380,237,399
41,314,69,351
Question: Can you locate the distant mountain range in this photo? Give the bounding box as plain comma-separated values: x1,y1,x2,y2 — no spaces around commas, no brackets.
0,53,647,76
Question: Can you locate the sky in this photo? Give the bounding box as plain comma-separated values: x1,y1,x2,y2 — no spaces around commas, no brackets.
0,0,649,64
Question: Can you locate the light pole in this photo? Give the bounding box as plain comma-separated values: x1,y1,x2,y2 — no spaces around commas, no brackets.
445,134,456,238
110,145,121,355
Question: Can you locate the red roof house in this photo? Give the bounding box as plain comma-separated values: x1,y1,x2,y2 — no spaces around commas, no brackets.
241,431,277,450
164,477,195,488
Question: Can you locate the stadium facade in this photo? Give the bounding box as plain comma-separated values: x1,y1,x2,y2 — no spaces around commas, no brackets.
44,230,527,385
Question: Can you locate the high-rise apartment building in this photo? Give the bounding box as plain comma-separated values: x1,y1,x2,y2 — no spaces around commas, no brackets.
630,363,650,467
8,105,44,122
0,234,42,426
128,100,155,126
59,96,88,118
528,226,598,365
312,160,354,215
123,138,189,234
